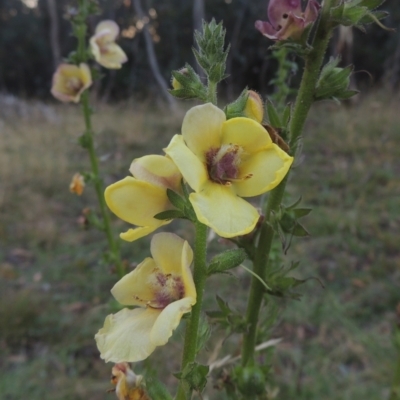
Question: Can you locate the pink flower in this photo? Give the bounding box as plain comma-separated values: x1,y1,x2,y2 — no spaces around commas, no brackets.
255,0,320,41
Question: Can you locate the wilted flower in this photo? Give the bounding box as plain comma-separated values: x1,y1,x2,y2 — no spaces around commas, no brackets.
110,363,149,400
164,103,293,238
255,0,320,41
95,233,196,362
90,20,128,69
244,90,264,123
69,173,85,195
51,63,92,103
105,155,182,242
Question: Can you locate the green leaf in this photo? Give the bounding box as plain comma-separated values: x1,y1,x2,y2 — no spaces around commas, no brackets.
282,103,292,126
196,317,211,353
178,362,209,392
144,375,173,400
358,0,385,10
358,11,391,25
292,208,312,218
153,210,186,221
208,249,247,275
266,99,282,128
216,295,231,316
292,222,310,237
166,189,186,211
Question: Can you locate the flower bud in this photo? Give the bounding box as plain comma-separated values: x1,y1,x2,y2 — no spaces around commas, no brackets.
244,90,264,123
171,68,189,90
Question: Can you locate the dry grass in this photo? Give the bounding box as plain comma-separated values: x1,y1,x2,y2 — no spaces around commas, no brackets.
0,93,399,399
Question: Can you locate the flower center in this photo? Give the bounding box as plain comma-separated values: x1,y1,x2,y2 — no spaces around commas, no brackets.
147,271,185,309
206,144,243,185
66,77,83,93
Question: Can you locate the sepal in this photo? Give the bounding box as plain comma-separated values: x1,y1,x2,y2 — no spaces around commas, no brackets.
330,0,393,30
170,64,207,101
315,58,358,102
224,89,249,120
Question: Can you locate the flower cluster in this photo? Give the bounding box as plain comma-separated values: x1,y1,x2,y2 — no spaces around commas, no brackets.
51,20,127,103
95,101,293,363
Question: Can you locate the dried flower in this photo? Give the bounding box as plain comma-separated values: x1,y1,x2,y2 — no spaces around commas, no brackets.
69,173,85,195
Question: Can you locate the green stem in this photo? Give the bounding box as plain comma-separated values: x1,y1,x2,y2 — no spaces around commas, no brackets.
80,92,124,277
74,0,124,277
241,0,338,367
207,80,218,105
390,343,400,400
241,179,287,366
176,222,208,400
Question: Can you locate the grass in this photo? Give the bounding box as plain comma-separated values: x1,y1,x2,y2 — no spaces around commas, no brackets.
0,93,399,399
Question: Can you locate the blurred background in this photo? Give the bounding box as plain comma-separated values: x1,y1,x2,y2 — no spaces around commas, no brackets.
0,1,400,399
1,0,400,100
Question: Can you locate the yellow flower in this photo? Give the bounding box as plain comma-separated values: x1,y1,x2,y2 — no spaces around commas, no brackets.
51,63,92,103
95,233,196,363
164,103,293,238
90,20,128,69
105,155,182,242
69,173,85,195
110,363,149,400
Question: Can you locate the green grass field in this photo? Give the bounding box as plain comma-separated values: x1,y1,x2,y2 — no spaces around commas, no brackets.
0,94,399,399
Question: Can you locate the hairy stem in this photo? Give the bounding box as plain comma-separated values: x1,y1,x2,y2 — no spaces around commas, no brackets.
390,335,400,400
75,0,124,277
241,0,338,366
207,80,218,105
80,92,124,277
176,222,208,400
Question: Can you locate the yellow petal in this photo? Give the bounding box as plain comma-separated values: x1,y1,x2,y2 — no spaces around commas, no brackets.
51,63,92,103
130,155,182,192
150,233,190,275
96,43,128,69
79,63,92,87
105,177,170,227
95,307,160,363
234,144,293,197
111,258,158,306
181,103,225,160
95,20,120,40
164,134,208,192
189,182,259,238
221,117,272,153
181,241,196,299
150,297,195,346
120,225,165,242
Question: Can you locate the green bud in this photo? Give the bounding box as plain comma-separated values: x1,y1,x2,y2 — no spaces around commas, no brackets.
233,365,265,396
207,249,247,275
315,58,358,102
